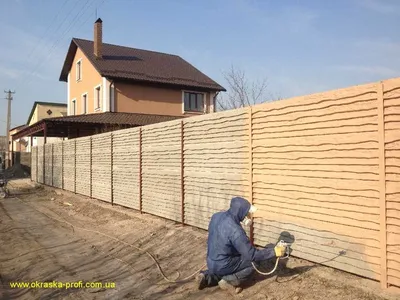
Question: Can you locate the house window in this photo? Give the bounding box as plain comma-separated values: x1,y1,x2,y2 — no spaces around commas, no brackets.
82,94,88,114
95,85,101,109
184,91,204,112
76,60,82,81
71,99,76,115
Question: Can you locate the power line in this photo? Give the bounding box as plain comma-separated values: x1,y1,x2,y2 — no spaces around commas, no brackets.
15,0,92,90
42,0,96,57
76,0,107,33
23,0,100,88
24,0,71,63
15,0,79,90
17,0,107,90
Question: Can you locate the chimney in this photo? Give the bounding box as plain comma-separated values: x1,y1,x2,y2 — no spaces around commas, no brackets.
94,18,103,59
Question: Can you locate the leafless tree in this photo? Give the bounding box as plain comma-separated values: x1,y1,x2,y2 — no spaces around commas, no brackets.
216,65,280,111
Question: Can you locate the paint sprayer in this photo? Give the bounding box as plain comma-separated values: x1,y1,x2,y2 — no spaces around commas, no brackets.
252,240,292,275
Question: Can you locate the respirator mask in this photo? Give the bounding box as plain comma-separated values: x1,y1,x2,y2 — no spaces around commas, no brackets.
242,205,257,226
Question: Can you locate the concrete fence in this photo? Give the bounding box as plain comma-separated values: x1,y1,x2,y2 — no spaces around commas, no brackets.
31,77,400,289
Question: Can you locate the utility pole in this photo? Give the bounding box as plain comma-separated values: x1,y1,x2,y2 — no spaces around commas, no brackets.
4,90,15,168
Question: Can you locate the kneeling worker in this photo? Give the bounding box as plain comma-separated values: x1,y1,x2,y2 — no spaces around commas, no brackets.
195,196,286,294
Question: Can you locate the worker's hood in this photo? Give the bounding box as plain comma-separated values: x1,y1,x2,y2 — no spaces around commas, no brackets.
228,197,251,223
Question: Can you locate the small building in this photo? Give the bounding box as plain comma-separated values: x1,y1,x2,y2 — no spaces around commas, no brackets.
25,101,67,152
9,125,28,153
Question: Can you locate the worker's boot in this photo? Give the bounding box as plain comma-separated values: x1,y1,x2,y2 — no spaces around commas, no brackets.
195,273,207,290
218,279,243,295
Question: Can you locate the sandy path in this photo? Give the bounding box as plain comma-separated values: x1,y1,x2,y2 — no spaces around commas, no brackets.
0,179,398,300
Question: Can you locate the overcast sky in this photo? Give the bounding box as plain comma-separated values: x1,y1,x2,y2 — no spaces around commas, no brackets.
1,0,400,134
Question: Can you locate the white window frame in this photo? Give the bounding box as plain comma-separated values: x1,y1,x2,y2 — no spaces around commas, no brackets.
76,59,82,81
94,84,102,111
182,90,206,113
71,98,76,115
81,92,88,114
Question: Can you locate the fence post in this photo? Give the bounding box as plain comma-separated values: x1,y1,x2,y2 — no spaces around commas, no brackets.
139,128,143,213
43,145,46,185
110,133,114,205
378,81,388,289
61,141,64,190
248,107,254,245
181,120,185,225
36,145,38,183
74,139,77,194
51,144,54,187
90,137,92,198
30,143,32,182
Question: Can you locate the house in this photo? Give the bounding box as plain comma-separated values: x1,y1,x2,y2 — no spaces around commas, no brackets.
28,101,67,124
12,18,225,143
59,18,225,117
25,101,67,152
9,125,28,153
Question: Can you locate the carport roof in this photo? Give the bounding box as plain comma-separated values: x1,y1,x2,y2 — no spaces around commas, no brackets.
11,112,183,140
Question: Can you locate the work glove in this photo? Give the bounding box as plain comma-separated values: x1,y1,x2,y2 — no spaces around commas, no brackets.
274,244,286,257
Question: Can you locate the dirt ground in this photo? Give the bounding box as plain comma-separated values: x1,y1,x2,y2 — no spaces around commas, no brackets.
0,179,399,300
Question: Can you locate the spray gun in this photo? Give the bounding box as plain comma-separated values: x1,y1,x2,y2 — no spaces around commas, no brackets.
252,239,347,276
277,240,291,257
251,240,292,276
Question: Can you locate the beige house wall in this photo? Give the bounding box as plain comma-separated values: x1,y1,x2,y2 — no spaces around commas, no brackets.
114,82,215,116
29,104,67,126
68,47,103,115
29,106,38,125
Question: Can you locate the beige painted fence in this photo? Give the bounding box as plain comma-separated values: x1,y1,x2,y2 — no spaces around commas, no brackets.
31,77,400,289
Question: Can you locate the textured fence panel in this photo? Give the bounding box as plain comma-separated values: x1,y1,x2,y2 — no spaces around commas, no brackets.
183,109,250,229
112,128,140,209
63,140,75,192
29,76,400,289
141,121,182,221
52,143,63,188
20,152,31,168
44,144,53,186
383,79,400,287
92,133,112,202
37,145,44,184
75,137,91,197
252,84,381,281
31,147,37,182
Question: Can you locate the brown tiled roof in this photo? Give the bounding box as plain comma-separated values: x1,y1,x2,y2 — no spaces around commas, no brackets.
45,112,183,126
59,38,226,92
